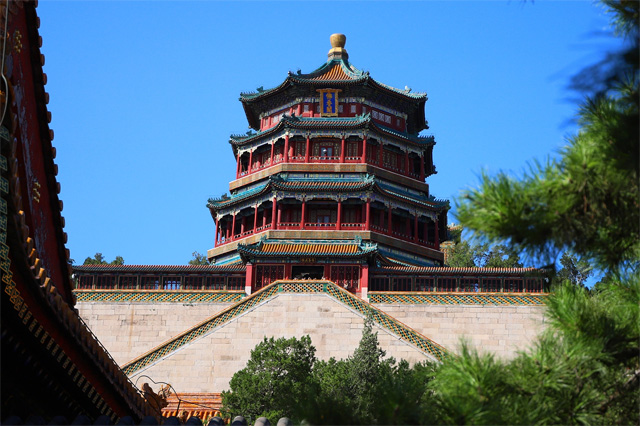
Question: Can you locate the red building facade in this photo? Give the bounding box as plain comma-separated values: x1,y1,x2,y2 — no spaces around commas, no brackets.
205,34,546,298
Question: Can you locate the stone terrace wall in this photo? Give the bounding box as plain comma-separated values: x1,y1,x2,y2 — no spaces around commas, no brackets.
77,293,547,393
374,304,546,358
127,293,433,393
76,302,233,365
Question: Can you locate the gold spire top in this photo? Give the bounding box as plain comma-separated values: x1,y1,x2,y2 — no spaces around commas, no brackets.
328,33,348,60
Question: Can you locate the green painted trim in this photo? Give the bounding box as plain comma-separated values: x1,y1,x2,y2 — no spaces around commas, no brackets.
73,290,245,304
121,280,449,375
369,292,549,306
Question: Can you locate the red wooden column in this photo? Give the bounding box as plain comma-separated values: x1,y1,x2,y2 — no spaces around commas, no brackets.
241,216,246,234
236,154,241,179
285,264,292,280
226,222,230,241
413,214,419,243
253,205,259,232
300,199,306,230
404,151,410,175
365,198,371,230
248,150,253,174
337,198,342,230
435,218,440,248
277,203,282,227
271,198,278,230
262,210,267,228
387,206,393,235
340,135,345,163
360,264,369,301
231,214,236,240
270,142,275,165
284,134,290,162
361,136,367,163
419,153,426,181
245,263,254,295
305,135,310,163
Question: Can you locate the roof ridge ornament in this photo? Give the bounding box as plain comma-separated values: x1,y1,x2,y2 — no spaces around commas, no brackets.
328,33,348,61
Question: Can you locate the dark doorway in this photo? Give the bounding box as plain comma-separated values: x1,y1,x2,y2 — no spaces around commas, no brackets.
292,265,324,280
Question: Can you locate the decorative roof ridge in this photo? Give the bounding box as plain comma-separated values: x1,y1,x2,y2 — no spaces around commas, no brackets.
373,121,435,144
373,266,546,274
373,181,448,209
271,171,375,183
281,112,370,124
370,77,427,99
73,264,246,272
288,57,368,82
229,113,371,146
207,181,270,209
236,240,379,256
239,79,290,101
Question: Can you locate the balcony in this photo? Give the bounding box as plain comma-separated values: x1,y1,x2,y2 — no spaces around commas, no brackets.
216,220,438,250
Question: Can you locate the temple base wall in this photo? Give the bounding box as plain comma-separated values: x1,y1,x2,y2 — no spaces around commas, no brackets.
76,291,546,393
126,294,432,392
76,302,234,365
374,304,545,357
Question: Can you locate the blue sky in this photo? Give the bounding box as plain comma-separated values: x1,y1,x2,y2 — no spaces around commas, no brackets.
36,1,621,266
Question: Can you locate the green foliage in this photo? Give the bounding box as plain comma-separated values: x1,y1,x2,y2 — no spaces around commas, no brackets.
82,253,124,265
456,3,639,272
444,3,640,424
221,336,316,424
556,251,592,287
188,251,209,265
223,318,438,425
428,276,640,425
447,239,523,268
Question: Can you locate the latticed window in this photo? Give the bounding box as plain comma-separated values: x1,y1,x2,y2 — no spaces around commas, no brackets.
482,278,501,292
346,142,359,158
343,207,358,224
330,266,359,290
203,276,225,290
437,277,456,292
95,275,116,289
415,277,435,292
393,277,412,291
369,277,390,291
163,276,181,290
460,278,478,292
526,278,544,292
140,276,160,290
183,276,204,290
119,276,138,289
504,278,524,293
227,277,244,290
383,150,397,169
255,265,284,290
77,276,94,289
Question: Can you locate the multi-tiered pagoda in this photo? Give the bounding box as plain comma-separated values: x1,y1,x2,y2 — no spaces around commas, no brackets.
207,34,449,298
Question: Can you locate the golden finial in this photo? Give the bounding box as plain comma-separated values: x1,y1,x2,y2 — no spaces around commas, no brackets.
328,33,348,60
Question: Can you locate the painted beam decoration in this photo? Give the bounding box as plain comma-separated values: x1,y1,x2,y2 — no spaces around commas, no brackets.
317,89,341,117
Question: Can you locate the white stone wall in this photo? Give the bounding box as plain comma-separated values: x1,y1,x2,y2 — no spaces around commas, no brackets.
375,304,546,358
127,294,434,393
76,302,233,365
77,294,547,394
